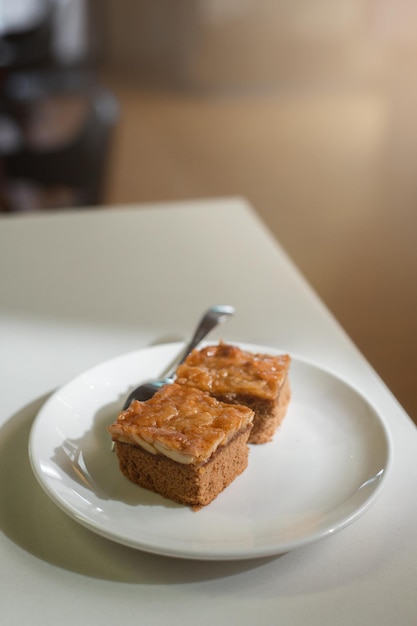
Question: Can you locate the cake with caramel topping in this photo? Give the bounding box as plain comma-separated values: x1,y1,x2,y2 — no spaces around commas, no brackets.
176,343,291,444
108,383,254,509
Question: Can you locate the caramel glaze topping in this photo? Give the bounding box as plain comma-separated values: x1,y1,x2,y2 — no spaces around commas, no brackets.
108,383,254,465
176,343,291,399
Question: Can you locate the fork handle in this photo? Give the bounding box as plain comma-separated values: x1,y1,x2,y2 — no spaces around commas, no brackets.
167,304,235,378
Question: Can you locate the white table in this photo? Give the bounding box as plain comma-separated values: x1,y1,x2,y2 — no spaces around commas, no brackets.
1,197,416,626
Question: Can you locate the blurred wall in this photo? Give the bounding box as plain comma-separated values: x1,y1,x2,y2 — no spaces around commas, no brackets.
100,0,417,91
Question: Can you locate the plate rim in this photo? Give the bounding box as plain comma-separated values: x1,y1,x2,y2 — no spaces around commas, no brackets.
28,341,393,560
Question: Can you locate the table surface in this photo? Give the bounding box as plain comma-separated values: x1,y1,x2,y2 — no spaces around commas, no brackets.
0,197,416,626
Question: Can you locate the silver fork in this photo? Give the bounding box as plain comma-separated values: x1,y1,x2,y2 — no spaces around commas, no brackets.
122,304,235,409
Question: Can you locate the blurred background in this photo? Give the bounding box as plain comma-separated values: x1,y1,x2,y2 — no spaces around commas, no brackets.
0,0,416,422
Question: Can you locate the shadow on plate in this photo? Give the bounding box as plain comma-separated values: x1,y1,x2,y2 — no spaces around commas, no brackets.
49,335,207,508
51,391,182,508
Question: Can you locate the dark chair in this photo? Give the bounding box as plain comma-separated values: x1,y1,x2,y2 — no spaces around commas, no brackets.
3,86,118,207
0,1,116,212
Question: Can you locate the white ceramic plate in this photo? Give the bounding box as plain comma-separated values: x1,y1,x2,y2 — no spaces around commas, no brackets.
29,342,391,560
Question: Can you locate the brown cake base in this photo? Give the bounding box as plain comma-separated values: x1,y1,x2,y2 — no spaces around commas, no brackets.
114,426,251,510
215,376,291,444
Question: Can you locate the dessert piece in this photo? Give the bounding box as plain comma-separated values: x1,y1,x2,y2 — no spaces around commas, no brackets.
176,343,291,444
108,383,254,509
